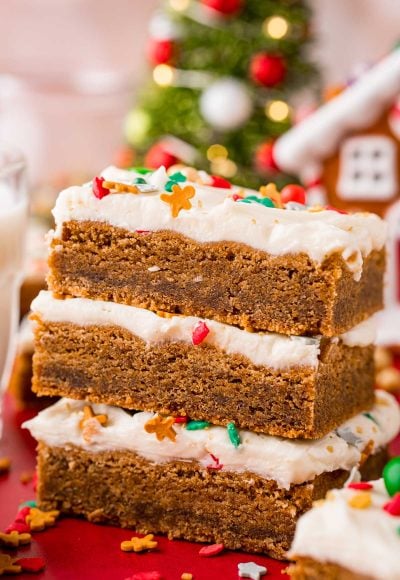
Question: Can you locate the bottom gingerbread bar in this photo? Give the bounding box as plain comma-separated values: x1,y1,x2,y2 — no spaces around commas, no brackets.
23,394,400,560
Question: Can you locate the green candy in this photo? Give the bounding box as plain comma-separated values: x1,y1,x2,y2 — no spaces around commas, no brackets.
133,177,147,184
383,456,400,497
168,171,186,183
165,180,176,192
186,420,210,431
19,499,37,508
130,167,152,174
227,422,241,448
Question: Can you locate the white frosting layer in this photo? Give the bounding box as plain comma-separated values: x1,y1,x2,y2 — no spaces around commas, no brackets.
289,478,400,579
23,391,400,490
51,167,387,281
31,291,376,370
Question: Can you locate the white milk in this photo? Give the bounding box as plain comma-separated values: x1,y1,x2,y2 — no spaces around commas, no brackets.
0,183,27,424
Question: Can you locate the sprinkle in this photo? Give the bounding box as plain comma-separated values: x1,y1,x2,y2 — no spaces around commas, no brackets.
0,531,31,547
192,321,210,345
79,405,108,443
363,412,379,425
120,534,158,553
238,561,268,579
174,416,188,424
19,500,37,509
207,453,223,471
144,415,176,442
133,177,147,184
324,204,348,214
240,195,275,208
186,420,210,431
131,167,153,174
148,266,161,272
198,543,225,557
25,507,60,532
383,493,400,516
125,573,162,580
0,456,11,474
259,183,282,207
360,440,374,466
326,445,334,453
210,175,231,189
232,193,244,201
6,522,30,534
347,492,372,510
348,482,373,491
79,405,108,430
103,179,139,194
227,422,241,448
92,176,110,199
397,526,400,536
0,554,21,575
15,557,46,573
336,428,363,447
136,230,151,235
160,184,195,217
181,574,193,580
19,471,34,485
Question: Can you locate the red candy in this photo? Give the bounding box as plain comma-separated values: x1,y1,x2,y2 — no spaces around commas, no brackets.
324,204,348,214
174,416,188,424
125,573,162,580
210,175,231,189
383,493,400,516
199,543,225,557
92,176,110,199
231,193,243,201
192,321,210,346
15,557,46,573
280,184,306,205
348,482,373,491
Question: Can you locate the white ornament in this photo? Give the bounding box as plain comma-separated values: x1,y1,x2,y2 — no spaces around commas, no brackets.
200,78,253,130
148,11,181,40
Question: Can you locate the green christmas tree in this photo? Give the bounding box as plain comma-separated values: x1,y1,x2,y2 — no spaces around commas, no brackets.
124,0,318,188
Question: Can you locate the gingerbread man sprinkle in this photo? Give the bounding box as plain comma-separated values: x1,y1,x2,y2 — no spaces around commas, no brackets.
144,415,177,442
103,180,139,194
0,554,21,575
160,184,195,217
0,530,31,547
25,507,60,532
79,405,108,443
120,534,158,553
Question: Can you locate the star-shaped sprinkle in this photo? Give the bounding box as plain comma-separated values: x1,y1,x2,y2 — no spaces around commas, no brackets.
259,183,282,208
0,530,31,547
347,492,372,510
103,180,139,194
0,554,21,575
144,415,176,442
120,534,158,553
238,561,268,579
160,184,195,217
25,507,60,532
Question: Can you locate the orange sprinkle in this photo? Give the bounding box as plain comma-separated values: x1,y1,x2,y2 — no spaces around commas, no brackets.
144,415,176,442
348,492,372,510
160,184,195,217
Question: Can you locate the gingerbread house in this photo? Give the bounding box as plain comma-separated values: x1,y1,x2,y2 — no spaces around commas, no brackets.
274,48,400,346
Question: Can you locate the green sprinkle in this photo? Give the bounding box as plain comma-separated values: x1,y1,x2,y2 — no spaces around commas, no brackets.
397,526,400,536
227,422,241,448
19,499,37,508
130,167,152,174
239,195,275,208
363,412,380,426
186,420,210,430
168,171,186,183
165,180,176,192
133,177,147,184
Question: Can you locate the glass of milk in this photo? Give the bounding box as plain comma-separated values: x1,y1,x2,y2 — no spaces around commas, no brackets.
0,146,27,436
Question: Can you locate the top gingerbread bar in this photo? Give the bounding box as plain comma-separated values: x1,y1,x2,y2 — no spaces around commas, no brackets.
47,166,387,337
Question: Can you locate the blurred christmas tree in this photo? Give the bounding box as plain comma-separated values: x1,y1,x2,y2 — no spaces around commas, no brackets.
123,0,318,188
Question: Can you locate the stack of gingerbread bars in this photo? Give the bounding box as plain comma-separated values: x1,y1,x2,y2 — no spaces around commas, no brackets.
24,166,400,559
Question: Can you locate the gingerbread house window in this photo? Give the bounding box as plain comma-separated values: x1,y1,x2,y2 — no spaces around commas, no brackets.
337,136,397,201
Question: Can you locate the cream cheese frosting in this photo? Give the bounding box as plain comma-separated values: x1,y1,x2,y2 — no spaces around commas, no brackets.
289,478,400,579
50,166,387,282
23,391,400,490
31,291,376,370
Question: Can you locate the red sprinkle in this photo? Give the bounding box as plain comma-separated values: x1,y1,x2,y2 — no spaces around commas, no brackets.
92,176,110,199
383,493,400,516
280,184,306,205
207,453,223,471
199,543,225,557
33,471,38,492
210,175,231,189
324,204,348,214
231,193,243,201
174,417,188,424
192,321,210,346
348,482,373,491
15,506,31,523
136,230,151,235
15,557,46,573
5,521,30,534
125,573,163,580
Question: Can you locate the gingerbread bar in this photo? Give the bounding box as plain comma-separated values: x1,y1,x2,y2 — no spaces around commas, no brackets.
23,392,399,560
31,291,376,439
47,166,386,337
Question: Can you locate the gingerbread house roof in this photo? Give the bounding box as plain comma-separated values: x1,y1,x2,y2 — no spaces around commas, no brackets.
274,49,400,177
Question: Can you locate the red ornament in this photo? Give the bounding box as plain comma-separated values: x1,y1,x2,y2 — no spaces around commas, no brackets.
201,0,242,16
255,141,279,173
144,143,178,170
199,543,225,557
383,493,400,516
210,175,232,189
147,38,175,65
250,53,286,87
92,176,110,200
281,184,306,205
347,482,373,491
15,557,46,573
192,321,210,346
